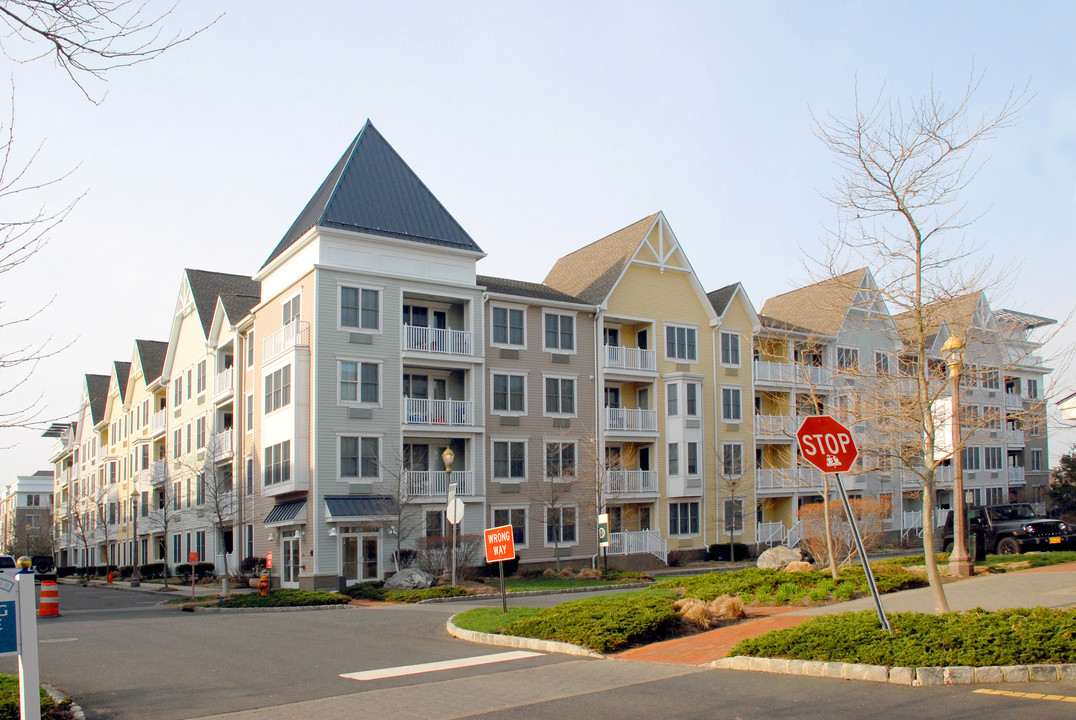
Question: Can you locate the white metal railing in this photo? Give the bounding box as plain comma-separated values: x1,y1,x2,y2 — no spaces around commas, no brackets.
785,521,803,548
263,320,309,360
753,360,832,386
1003,392,1023,409
604,407,658,432
1003,428,1024,444
603,345,657,373
756,467,824,490
151,460,168,486
403,397,473,426
756,521,786,546
606,530,668,564
213,431,233,456
213,368,234,397
404,470,474,497
755,414,797,437
151,409,167,434
604,469,659,494
403,325,474,356
1008,466,1026,485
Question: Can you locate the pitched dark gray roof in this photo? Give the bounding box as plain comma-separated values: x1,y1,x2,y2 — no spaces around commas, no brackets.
32,470,53,477
135,340,168,385
219,287,260,325
86,374,110,425
706,284,739,315
262,121,481,269
324,495,395,519
113,361,131,403
185,270,260,337
477,275,586,304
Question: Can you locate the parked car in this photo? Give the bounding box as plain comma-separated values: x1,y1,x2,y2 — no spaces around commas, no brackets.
941,503,1076,555
31,555,54,574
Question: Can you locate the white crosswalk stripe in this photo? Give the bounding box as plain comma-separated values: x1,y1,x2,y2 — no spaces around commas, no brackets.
340,650,543,681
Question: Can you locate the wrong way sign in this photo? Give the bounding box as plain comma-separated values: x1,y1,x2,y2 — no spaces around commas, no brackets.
484,525,516,563
796,416,858,473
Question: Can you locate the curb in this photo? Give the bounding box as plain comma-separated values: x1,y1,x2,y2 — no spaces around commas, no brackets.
419,582,652,604
710,656,1076,685
43,682,85,720
446,617,604,658
182,603,358,613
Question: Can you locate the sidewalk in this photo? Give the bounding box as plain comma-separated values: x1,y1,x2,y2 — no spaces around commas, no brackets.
58,577,257,598
615,562,1076,666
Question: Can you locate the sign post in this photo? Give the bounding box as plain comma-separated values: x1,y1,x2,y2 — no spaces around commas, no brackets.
446,482,464,587
11,559,40,720
189,551,199,600
796,416,891,633
597,512,610,572
484,525,516,613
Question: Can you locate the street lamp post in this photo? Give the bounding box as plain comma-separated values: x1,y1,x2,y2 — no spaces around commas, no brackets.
442,447,456,588
943,335,973,578
130,490,140,587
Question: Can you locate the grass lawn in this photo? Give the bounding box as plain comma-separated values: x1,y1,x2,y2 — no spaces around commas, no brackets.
502,577,628,592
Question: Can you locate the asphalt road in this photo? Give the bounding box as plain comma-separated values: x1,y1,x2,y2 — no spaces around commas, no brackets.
2,584,1074,720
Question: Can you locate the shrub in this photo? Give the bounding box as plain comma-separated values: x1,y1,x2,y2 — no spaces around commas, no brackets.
240,556,264,574
341,581,386,601
480,555,519,578
0,673,72,720
798,498,889,569
175,563,216,581
217,589,350,608
674,594,746,629
502,590,679,653
137,563,165,579
601,569,652,582
416,535,483,578
117,565,133,579
384,586,472,603
56,566,77,578
730,608,1076,667
706,543,751,561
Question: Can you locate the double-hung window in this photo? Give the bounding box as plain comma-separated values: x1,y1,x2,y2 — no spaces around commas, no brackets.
667,443,680,475
341,436,379,480
263,441,291,485
669,501,699,536
544,377,575,415
665,324,697,362
195,417,206,449
720,331,740,366
493,440,526,480
543,313,575,352
667,384,678,416
984,446,1003,470
545,442,576,480
686,383,700,416
492,373,525,413
339,361,379,404
837,347,859,370
264,365,292,413
721,387,743,422
722,442,744,478
686,442,699,475
282,294,301,325
493,508,527,547
340,287,380,330
961,446,981,471
545,507,577,545
196,360,206,395
492,307,525,346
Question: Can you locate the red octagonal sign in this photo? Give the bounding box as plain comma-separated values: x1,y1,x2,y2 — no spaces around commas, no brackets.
796,416,858,473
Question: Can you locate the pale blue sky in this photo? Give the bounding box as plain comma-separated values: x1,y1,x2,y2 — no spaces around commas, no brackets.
3,1,1074,477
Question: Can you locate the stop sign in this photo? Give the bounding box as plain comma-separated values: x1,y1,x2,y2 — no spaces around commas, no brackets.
796,416,858,473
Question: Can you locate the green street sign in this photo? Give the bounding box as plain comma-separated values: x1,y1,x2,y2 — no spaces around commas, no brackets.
597,513,610,548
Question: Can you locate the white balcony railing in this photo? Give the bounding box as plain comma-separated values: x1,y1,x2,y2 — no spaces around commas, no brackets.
1003,428,1024,445
404,470,474,497
263,320,309,360
604,407,658,433
1003,392,1023,409
756,467,824,490
213,368,234,397
403,397,473,426
603,345,657,373
755,414,797,438
753,360,832,386
604,469,659,495
403,325,474,356
606,530,668,564
1008,466,1026,485
151,460,168,486
151,409,167,434
212,431,233,457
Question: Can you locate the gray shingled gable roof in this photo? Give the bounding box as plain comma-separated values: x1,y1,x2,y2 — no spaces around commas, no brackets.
262,121,481,270
706,284,739,315
113,362,131,403
477,275,585,304
135,340,168,385
86,374,110,425
186,269,260,337
219,286,261,324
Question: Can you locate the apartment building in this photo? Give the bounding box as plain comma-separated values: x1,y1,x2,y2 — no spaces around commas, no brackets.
0,471,54,557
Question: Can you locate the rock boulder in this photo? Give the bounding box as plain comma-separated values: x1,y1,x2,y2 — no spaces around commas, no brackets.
384,568,435,590
756,545,806,570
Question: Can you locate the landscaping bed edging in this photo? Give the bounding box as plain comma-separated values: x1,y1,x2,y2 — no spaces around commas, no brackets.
711,656,1076,686
446,617,603,658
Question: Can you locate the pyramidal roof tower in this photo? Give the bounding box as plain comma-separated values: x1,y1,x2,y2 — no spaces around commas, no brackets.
262,120,482,269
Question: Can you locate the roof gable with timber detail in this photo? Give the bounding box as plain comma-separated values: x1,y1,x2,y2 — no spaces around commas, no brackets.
707,282,762,333
760,268,896,339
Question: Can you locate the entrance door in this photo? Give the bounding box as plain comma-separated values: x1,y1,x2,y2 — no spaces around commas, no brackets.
342,534,381,583
282,536,300,588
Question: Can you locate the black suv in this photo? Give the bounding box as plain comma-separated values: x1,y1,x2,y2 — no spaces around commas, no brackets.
941,503,1076,555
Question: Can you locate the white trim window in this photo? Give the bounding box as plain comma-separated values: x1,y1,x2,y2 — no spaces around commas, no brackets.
665,324,698,362
196,360,207,395
491,372,526,414
667,383,679,416
1031,450,1042,471
544,376,576,416
492,507,528,548
686,382,700,417
492,440,526,481
669,501,699,536
263,441,291,486
723,498,744,533
1027,379,1039,399
720,331,741,367
984,446,1003,471
837,347,859,370
686,441,700,476
962,446,981,471
340,286,381,331
340,436,379,481
543,312,575,352
491,306,525,347
195,417,206,449
545,442,576,481
282,293,301,325
339,360,380,405
667,443,680,476
545,506,577,546
721,442,743,479
246,330,255,368
721,386,743,422
246,394,254,433
264,364,292,414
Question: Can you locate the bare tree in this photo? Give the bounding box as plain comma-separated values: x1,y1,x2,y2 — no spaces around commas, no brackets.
200,433,236,582
813,73,1027,613
542,440,577,572
375,444,428,573
145,459,180,587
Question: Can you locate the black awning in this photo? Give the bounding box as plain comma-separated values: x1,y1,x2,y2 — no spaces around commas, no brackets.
325,495,395,520
264,499,306,525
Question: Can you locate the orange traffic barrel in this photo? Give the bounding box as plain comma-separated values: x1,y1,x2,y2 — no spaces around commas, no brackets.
39,580,59,617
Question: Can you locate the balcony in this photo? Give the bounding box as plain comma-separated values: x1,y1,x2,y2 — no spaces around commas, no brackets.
1003,392,1023,410
263,320,309,361
403,325,474,357
1003,428,1024,445
403,398,474,426
604,469,658,495
603,345,657,374
151,409,167,437
212,431,234,461
604,407,658,433
1008,466,1026,486
404,470,475,497
151,460,168,486
755,414,797,439
756,467,824,490
213,368,234,400
754,360,832,387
